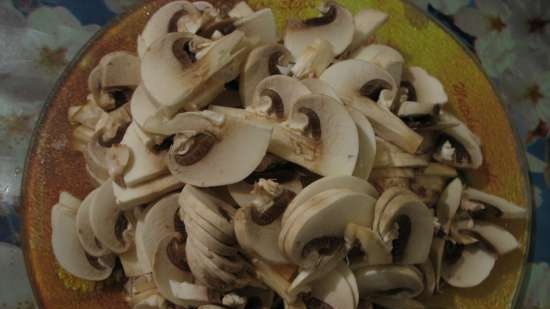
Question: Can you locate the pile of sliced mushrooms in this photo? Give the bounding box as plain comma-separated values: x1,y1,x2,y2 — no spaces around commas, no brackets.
53,1,527,308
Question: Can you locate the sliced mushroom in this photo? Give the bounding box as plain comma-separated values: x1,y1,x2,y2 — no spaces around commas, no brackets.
417,259,436,299
51,199,115,281
402,67,447,105
228,177,302,209
344,223,392,268
183,213,239,257
272,94,359,176
376,190,434,264
320,59,423,154
240,44,292,107
349,108,377,180
374,138,430,168
249,75,311,120
432,113,483,169
132,294,167,309
290,38,335,79
284,1,354,57
141,193,181,269
397,101,441,130
113,174,183,210
280,188,376,268
436,178,463,234
234,8,277,45
354,265,424,299
461,188,526,219
301,78,341,103
141,31,249,116
152,233,196,306
348,9,389,52
75,188,111,257
251,259,297,304
187,236,247,274
441,243,497,288
229,1,254,19
305,263,358,309
459,221,520,255
89,180,134,254
419,163,458,178
68,96,106,129
283,175,378,227
429,236,445,292
120,209,152,277
169,281,222,307
352,44,404,86
88,52,140,111
130,85,165,148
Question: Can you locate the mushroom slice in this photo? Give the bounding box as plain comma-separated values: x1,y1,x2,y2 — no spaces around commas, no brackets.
461,188,526,219
349,108,377,180
417,260,436,299
184,212,238,256
410,175,447,207
113,174,183,210
301,78,341,102
68,96,106,129
187,236,247,273
344,223,392,268
290,39,335,79
273,94,359,176
252,259,296,304
89,180,134,254
76,189,111,257
441,243,497,288
281,189,376,268
283,175,378,226
284,1,354,57
321,60,423,154
132,294,167,309
234,200,290,264
138,1,203,57
377,191,434,264
374,138,430,168
240,44,292,107
229,1,254,19
402,67,447,105
51,201,115,281
397,101,442,130
141,31,248,116
352,44,404,86
121,123,168,187
130,85,164,148
433,113,483,169
169,281,222,307
429,236,445,292
436,178,463,234
348,9,389,52
459,221,520,255
420,163,458,178
354,265,424,299
142,193,181,268
234,8,277,45
159,111,272,187
228,178,302,209
370,297,425,309
88,52,140,111
249,75,311,120
305,263,358,309
152,233,196,306
120,209,152,277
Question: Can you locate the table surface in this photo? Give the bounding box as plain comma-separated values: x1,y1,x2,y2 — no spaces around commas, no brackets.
0,0,549,308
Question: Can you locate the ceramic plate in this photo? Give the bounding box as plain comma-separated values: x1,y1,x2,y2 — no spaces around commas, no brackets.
21,0,532,308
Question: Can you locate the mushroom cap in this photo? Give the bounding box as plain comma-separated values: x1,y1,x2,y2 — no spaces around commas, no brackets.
462,188,526,219
436,177,463,233
51,201,115,281
234,207,288,264
308,263,358,309
284,2,354,57
460,221,520,255
321,60,423,154
113,174,183,210
138,1,200,57
250,75,311,119
152,233,195,306
349,108,377,180
165,112,273,187
75,189,112,257
441,244,496,288
234,8,278,45
377,192,434,264
141,193,180,268
283,175,378,226
352,44,404,85
354,265,424,299
349,9,389,51
402,66,448,105
280,189,376,267
141,31,247,112
240,44,292,107
89,180,133,254
273,94,359,176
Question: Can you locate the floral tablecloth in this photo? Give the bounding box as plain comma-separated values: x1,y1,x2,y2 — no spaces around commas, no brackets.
0,0,548,308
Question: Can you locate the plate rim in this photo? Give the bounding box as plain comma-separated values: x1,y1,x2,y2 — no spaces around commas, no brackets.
19,1,534,308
